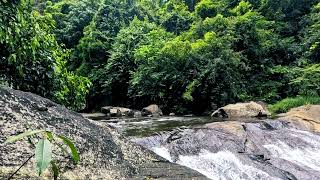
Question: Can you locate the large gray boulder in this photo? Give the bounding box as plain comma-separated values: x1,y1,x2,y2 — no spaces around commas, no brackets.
0,87,206,179
211,101,271,118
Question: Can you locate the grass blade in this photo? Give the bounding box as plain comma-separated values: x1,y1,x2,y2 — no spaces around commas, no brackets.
58,135,80,163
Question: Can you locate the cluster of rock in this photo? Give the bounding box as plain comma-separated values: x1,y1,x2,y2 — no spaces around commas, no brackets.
87,101,271,120
82,104,164,120
101,106,136,117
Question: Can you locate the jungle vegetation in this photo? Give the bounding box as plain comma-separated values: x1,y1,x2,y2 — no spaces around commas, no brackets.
1,0,320,114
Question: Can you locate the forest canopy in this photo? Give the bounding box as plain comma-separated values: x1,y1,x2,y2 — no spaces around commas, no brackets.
1,0,320,114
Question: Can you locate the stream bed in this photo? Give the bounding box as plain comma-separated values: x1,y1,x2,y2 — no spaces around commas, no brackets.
104,116,320,180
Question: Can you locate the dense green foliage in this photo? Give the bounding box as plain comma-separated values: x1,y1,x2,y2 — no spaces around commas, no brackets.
0,0,91,111
1,0,320,113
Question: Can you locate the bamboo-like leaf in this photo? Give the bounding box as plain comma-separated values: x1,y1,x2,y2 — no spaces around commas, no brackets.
35,139,52,175
51,161,59,180
5,130,45,144
58,135,79,163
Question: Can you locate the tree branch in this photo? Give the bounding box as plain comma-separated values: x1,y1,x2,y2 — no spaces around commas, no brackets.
7,153,35,180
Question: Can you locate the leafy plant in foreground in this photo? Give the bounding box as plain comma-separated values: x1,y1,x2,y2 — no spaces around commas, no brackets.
5,130,79,179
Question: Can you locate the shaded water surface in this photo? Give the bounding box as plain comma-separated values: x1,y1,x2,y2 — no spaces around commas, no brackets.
107,116,219,137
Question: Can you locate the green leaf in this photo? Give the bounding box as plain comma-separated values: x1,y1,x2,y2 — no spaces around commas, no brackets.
5,130,45,144
58,135,80,163
51,161,59,180
45,131,54,141
35,139,52,175
8,54,16,63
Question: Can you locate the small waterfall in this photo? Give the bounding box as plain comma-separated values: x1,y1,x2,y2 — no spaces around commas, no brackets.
177,150,279,180
132,121,320,180
263,129,320,172
146,146,281,179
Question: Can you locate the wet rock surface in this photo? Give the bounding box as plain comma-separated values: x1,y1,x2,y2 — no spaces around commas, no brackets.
0,87,206,179
133,119,320,179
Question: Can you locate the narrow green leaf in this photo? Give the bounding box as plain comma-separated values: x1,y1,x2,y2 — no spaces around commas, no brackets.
5,130,45,144
35,139,52,175
51,161,59,180
58,135,79,163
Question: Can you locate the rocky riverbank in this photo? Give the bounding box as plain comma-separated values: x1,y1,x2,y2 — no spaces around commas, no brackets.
0,87,206,179
2,87,320,180
132,104,320,179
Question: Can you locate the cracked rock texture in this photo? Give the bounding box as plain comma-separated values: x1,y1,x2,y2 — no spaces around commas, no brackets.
0,87,206,179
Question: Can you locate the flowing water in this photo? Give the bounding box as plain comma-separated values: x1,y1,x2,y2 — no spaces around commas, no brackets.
106,116,320,179
107,116,215,137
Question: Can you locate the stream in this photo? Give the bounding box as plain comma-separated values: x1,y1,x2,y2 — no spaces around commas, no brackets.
104,116,320,180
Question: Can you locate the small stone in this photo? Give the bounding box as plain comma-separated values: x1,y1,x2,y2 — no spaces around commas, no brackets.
37,106,48,111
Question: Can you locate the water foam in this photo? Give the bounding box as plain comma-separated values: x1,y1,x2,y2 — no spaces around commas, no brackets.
151,146,173,162
150,147,278,180
176,150,279,180
264,141,320,171
136,126,320,179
